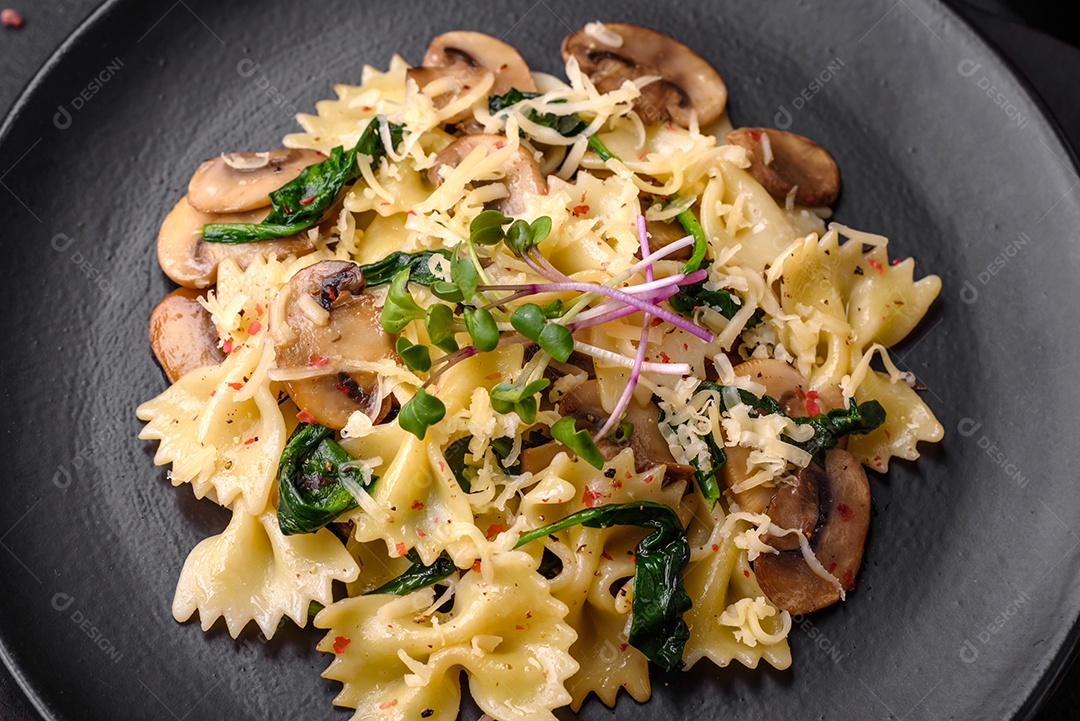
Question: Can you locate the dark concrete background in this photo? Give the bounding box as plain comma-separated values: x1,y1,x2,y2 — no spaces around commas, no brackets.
1,1,1077,719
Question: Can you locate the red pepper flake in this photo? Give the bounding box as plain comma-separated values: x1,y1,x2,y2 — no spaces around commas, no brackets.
378,700,398,710
748,129,761,141
582,487,602,508
837,503,854,522
308,353,329,367
804,389,820,417
243,437,256,445
332,636,351,654
711,543,720,552
227,382,244,390
642,474,654,484
471,560,482,573
630,554,637,563
484,372,502,380
222,339,234,354
867,258,884,275
395,542,407,557
334,383,352,395
572,204,590,216
841,569,855,587
326,286,338,301
296,410,317,424
485,523,505,539
406,210,416,216
601,551,613,561
891,257,903,265
255,303,264,315
410,500,424,510
300,195,316,205
619,642,629,652
829,562,838,573
514,624,525,631
650,317,663,327
1,8,24,28
247,321,262,334
525,611,532,618
416,529,426,537
884,429,892,439
658,351,671,363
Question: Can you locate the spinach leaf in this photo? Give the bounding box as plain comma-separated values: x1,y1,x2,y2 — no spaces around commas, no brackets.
789,398,887,463
667,261,761,329
276,423,375,536
203,119,404,243
359,250,451,287
515,501,691,672
365,549,457,596
489,89,615,161
445,431,549,491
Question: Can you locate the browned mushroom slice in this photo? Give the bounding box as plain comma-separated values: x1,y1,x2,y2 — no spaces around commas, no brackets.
410,31,537,116
754,448,871,615
556,380,694,482
645,218,691,260
761,464,823,551
519,442,563,476
561,23,727,128
157,195,316,289
187,149,325,214
274,260,396,430
427,134,544,215
725,127,841,206
148,288,225,383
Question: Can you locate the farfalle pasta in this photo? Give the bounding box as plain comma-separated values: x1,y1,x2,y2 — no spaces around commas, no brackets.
137,22,943,720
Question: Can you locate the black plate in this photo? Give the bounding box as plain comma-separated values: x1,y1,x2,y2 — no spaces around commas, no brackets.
2,0,1079,719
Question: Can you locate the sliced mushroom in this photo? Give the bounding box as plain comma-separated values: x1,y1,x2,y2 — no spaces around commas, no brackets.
274,260,396,430
556,380,694,483
561,23,727,128
187,148,325,214
645,218,691,260
148,288,225,383
754,448,871,615
722,359,844,511
157,195,317,289
427,134,544,215
761,464,822,551
725,128,841,206
411,31,536,103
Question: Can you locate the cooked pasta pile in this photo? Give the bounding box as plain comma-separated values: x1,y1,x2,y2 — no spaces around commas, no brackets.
137,22,942,720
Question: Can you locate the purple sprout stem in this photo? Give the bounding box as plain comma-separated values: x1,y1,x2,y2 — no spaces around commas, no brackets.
568,285,680,331
476,278,712,342
593,215,656,441
422,345,479,389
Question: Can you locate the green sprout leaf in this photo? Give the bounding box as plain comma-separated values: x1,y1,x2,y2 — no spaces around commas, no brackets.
538,323,574,363
395,337,432,372
541,299,563,318
550,416,605,469
380,268,425,333
469,209,511,246
489,379,550,424
450,244,479,301
424,303,460,353
463,307,499,352
510,303,546,341
608,421,634,444
675,203,708,273
398,388,446,439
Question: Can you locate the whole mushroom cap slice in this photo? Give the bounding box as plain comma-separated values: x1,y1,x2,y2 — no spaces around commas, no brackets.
275,260,396,431
761,464,823,552
561,23,727,128
555,380,694,483
427,133,544,215
157,195,317,289
418,31,537,97
148,288,225,383
754,448,871,615
725,127,841,206
187,148,325,214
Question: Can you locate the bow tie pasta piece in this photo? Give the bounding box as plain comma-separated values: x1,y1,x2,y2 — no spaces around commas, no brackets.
136,341,285,510
681,496,792,671
517,448,689,709
173,501,359,638
315,550,578,721
846,369,944,472
847,249,942,355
